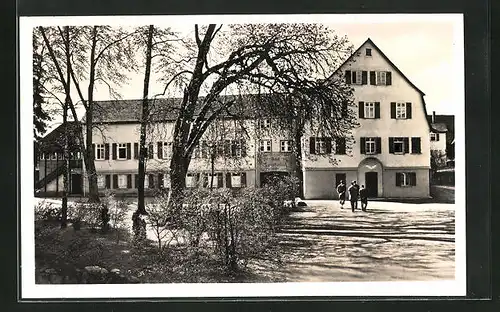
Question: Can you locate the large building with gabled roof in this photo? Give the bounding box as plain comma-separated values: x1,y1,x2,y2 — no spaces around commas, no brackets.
35,38,438,199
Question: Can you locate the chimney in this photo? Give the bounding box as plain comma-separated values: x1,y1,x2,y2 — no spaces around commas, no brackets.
432,111,436,123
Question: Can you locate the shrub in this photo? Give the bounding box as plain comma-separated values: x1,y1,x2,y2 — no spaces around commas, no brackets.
68,201,102,231
102,190,130,242
35,201,61,222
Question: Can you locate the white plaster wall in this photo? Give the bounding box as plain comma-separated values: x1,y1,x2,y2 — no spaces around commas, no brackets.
430,132,447,152
303,40,431,170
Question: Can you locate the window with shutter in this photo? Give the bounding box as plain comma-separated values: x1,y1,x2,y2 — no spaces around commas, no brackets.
341,101,348,118
406,102,412,119
126,143,131,159
386,72,392,85
112,143,117,160
226,173,232,188
370,71,376,85
360,137,366,154
358,101,365,118
309,137,316,155
217,173,224,188
395,172,402,186
134,143,139,159
361,71,368,84
157,142,163,159
411,137,421,154
336,138,346,155
396,103,407,119
148,174,154,188
365,137,376,155
241,172,247,187
325,138,332,154
390,102,396,119
375,102,380,118
389,137,395,153
105,175,111,189
403,137,410,154
127,174,132,188
376,137,382,154
345,70,351,84
364,102,375,118
104,144,109,160
95,144,105,160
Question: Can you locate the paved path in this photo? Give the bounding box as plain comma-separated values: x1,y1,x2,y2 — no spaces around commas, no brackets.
249,200,455,282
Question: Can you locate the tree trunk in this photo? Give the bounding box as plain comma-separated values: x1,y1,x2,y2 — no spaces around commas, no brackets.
61,26,71,228
85,26,100,203
137,25,155,215
169,150,190,211
293,118,304,199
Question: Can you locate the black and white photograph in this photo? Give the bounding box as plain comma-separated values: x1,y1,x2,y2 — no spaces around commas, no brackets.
20,13,465,298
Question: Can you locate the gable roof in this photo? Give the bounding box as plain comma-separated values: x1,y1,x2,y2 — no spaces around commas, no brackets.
38,121,81,152
427,114,455,139
331,38,441,133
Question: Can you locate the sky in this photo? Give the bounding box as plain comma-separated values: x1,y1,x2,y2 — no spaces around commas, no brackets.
25,14,464,132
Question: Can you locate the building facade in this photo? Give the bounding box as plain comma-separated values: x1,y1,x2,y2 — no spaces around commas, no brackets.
36,38,438,199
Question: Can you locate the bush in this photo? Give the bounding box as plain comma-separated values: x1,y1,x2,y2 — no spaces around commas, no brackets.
102,190,130,242
68,201,102,231
35,201,61,222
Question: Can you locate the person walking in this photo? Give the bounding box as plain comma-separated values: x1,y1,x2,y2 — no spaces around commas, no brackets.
348,181,359,212
359,184,368,211
336,180,346,209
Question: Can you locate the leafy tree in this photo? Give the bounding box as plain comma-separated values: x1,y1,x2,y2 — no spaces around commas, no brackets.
33,31,51,141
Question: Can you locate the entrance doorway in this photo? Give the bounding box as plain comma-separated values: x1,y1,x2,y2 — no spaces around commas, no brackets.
71,174,83,194
365,172,378,198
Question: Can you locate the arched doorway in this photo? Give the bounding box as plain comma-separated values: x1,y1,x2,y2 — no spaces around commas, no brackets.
358,157,384,198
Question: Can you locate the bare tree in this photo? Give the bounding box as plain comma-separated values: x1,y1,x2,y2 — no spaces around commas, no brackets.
154,24,356,206
38,25,137,202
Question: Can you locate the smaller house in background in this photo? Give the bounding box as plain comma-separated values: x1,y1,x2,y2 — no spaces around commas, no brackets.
427,111,455,167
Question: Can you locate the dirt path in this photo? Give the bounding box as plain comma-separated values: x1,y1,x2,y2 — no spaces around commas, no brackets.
249,200,455,282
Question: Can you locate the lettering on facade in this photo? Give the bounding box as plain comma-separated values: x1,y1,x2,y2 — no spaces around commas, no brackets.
259,153,294,172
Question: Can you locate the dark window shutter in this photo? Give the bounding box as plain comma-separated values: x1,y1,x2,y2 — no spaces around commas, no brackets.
325,138,332,154
411,137,421,154
217,173,223,188
309,137,316,155
241,172,247,187
358,101,365,118
403,137,410,154
127,174,132,188
345,70,351,84
104,144,109,160
148,144,153,159
341,101,348,118
158,173,164,188
386,72,392,85
360,137,366,154
105,175,111,189
113,175,118,189
135,174,139,188
157,142,163,159
370,71,376,85
411,172,417,186
112,143,117,160
375,102,380,118
406,102,412,119
436,133,440,141
134,143,139,159
351,71,356,84
241,140,247,157
390,102,396,119
92,144,96,159
126,143,131,159
376,137,382,154
396,173,402,186
389,137,395,153
224,140,231,157
361,71,368,85
149,174,154,188
226,173,232,188
336,138,346,155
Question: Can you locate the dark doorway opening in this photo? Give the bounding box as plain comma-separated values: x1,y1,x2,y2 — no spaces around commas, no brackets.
365,172,378,198
71,174,83,195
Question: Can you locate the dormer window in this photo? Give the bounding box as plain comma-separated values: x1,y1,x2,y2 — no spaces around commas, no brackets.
366,48,372,56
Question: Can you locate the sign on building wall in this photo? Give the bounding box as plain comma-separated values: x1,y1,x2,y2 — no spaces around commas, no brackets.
258,153,295,172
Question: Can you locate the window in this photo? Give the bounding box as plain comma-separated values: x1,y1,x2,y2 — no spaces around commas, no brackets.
364,102,376,118
117,143,127,160
118,174,127,189
97,175,106,189
144,176,149,189
162,142,172,159
376,71,387,85
231,173,242,188
393,138,405,154
397,172,417,187
260,140,272,152
315,138,327,154
95,144,105,160
280,140,293,152
366,48,372,56
396,103,406,119
186,173,195,188
351,70,362,85
365,138,376,155
163,174,171,188
430,133,439,141
39,153,45,160
260,119,271,129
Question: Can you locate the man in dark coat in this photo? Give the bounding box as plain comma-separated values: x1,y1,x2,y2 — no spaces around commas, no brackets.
336,180,346,209
359,184,368,211
348,181,359,212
